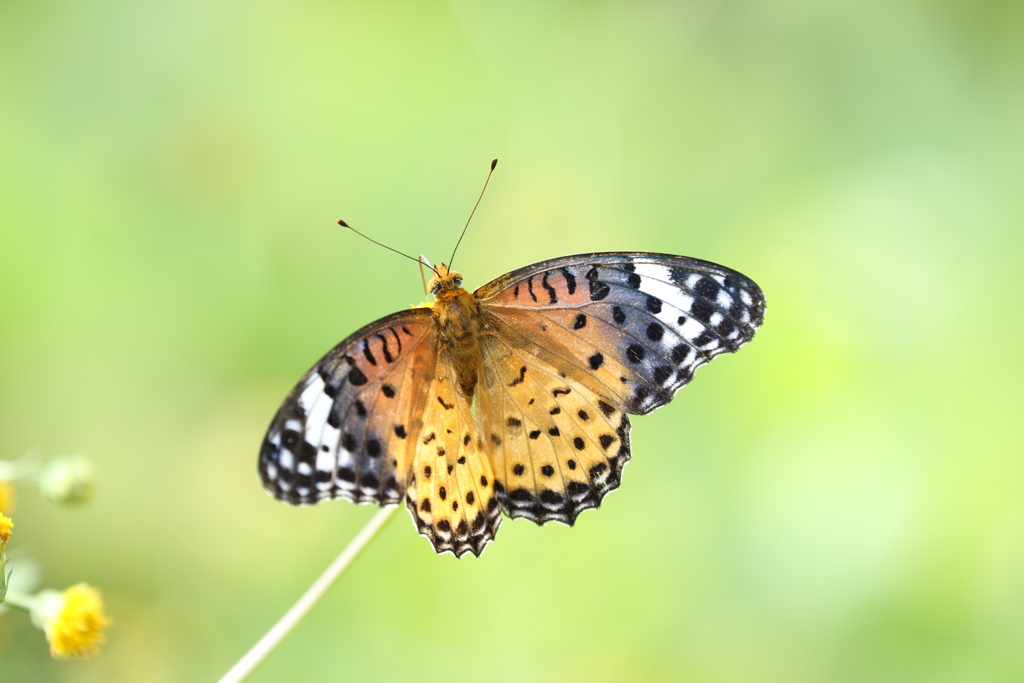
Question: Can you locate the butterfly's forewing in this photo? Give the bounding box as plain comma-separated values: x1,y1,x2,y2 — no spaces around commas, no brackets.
477,333,632,525
259,308,434,507
405,348,501,557
476,252,765,416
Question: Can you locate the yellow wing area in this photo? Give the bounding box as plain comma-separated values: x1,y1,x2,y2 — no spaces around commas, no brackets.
479,332,631,526
405,344,502,557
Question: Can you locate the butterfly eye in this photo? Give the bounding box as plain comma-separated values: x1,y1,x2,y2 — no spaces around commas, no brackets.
453,277,463,288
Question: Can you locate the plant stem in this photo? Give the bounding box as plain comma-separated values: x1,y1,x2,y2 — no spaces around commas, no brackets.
216,506,397,683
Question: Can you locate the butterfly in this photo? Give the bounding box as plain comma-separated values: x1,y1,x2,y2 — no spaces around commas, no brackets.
259,250,765,557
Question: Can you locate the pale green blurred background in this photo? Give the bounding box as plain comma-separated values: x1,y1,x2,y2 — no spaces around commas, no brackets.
2,1,1023,681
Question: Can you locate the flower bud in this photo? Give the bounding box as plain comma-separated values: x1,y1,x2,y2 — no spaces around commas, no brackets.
38,455,95,506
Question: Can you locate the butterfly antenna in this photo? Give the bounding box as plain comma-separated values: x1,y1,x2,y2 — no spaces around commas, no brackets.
448,157,498,271
337,220,439,276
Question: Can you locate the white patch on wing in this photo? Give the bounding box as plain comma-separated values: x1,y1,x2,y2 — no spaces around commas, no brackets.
315,448,334,472
322,424,341,454
298,374,325,412
679,318,706,343
279,449,294,471
335,446,356,472
297,461,312,476
304,392,332,441
634,263,673,283
636,276,695,315
700,338,720,351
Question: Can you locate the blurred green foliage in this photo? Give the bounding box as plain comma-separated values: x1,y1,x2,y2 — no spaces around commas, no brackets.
2,0,1023,681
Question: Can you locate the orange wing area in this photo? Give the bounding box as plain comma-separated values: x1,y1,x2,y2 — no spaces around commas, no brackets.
259,308,434,506
476,252,765,416
478,333,632,525
405,346,501,557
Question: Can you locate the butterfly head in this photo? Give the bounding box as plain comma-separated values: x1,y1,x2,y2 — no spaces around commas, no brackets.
428,264,465,299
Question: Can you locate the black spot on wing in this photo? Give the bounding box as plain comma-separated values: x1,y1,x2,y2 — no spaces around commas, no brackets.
375,332,395,363
541,271,558,304
626,345,645,364
347,362,367,386
509,365,527,387
561,267,577,295
693,276,719,300
690,300,715,323
586,267,611,301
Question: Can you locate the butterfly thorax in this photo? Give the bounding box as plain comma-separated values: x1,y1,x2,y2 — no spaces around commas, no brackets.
428,265,485,398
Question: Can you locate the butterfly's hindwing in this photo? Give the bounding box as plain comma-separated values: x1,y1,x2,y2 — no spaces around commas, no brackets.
476,252,765,415
259,309,433,506
480,334,632,526
405,349,501,557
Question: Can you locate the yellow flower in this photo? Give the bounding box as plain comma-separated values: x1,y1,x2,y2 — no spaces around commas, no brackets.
0,481,14,514
32,584,112,658
0,514,11,545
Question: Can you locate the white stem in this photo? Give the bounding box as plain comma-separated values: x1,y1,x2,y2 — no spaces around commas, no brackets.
0,454,38,481
216,506,397,683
